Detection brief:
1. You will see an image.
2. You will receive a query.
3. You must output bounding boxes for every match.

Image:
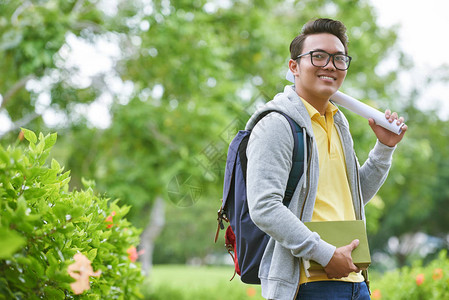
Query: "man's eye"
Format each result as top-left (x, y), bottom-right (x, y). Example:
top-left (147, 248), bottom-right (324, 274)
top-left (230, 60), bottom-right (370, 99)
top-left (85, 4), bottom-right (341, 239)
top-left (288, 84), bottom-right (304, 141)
top-left (312, 54), bottom-right (326, 59)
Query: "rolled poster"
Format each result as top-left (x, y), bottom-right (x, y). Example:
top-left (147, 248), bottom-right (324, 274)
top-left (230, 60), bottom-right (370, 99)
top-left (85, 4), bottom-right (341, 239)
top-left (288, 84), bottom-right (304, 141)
top-left (331, 91), bottom-right (404, 135)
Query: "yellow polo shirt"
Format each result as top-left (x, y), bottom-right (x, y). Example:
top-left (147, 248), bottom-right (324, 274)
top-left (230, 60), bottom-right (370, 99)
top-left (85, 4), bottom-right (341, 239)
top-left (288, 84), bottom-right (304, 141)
top-left (299, 99), bottom-right (364, 284)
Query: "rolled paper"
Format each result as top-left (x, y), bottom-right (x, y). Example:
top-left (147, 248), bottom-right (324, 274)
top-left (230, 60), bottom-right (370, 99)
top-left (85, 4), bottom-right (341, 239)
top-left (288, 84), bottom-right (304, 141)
top-left (285, 70), bottom-right (404, 135)
top-left (331, 91), bottom-right (404, 135)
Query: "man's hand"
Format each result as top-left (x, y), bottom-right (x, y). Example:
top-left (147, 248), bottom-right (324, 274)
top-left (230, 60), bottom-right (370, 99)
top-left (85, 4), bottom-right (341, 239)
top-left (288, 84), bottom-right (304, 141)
top-left (324, 239), bottom-right (360, 279)
top-left (369, 109), bottom-right (408, 147)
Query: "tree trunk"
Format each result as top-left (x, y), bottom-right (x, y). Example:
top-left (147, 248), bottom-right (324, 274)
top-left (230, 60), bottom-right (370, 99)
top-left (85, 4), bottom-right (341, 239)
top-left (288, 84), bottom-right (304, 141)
top-left (139, 196), bottom-right (165, 276)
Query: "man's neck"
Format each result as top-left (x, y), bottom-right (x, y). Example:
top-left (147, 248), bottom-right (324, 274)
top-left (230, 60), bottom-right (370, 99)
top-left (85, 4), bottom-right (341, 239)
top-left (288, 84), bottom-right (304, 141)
top-left (296, 90), bottom-right (330, 115)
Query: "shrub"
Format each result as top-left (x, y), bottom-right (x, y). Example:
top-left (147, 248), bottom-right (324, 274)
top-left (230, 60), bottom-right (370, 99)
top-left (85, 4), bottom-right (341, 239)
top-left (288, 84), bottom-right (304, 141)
top-left (371, 250), bottom-right (449, 300)
top-left (0, 129), bottom-right (144, 299)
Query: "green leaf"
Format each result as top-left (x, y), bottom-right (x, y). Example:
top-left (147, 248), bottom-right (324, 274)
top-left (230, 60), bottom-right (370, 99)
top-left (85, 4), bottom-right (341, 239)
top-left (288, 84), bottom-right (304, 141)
top-left (43, 286), bottom-right (65, 298)
top-left (51, 159), bottom-right (61, 172)
top-left (36, 140), bottom-right (45, 155)
top-left (20, 128), bottom-right (37, 144)
top-left (87, 248), bottom-right (98, 261)
top-left (44, 133), bottom-right (57, 150)
top-left (100, 230), bottom-right (112, 240)
top-left (0, 228), bottom-right (26, 259)
top-left (28, 256), bottom-right (45, 277)
top-left (0, 146), bottom-right (8, 164)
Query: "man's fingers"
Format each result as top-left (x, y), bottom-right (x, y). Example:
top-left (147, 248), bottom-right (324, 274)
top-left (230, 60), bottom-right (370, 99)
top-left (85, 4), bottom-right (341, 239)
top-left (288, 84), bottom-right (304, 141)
top-left (388, 112), bottom-right (398, 123)
top-left (352, 264), bottom-right (361, 273)
top-left (349, 239), bottom-right (359, 251)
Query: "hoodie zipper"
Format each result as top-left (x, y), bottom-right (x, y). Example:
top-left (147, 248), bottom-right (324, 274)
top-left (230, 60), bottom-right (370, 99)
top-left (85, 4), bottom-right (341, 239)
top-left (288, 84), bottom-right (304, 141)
top-left (293, 133), bottom-right (312, 300)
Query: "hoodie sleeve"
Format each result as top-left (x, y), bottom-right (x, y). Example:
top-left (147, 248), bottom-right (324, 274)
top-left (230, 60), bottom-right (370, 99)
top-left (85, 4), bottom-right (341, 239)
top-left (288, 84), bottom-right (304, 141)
top-left (359, 140), bottom-right (396, 204)
top-left (246, 112), bottom-right (335, 267)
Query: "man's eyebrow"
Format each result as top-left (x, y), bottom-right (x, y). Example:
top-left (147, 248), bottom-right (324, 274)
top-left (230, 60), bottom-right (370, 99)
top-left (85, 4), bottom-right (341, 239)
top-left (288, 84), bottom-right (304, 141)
top-left (312, 48), bottom-right (346, 54)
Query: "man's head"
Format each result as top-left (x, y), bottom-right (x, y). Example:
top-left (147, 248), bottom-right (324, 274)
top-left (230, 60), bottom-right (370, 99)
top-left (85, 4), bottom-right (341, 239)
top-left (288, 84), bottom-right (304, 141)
top-left (288, 18), bottom-right (350, 108)
top-left (290, 18), bottom-right (349, 58)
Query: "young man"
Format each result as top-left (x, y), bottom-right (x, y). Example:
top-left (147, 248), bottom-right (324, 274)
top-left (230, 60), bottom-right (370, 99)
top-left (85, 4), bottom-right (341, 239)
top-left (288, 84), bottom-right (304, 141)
top-left (245, 18), bottom-right (407, 300)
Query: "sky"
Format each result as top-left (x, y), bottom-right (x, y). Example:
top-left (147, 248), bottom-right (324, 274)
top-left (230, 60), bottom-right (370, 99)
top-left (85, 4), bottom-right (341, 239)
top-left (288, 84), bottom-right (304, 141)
top-left (371, 0), bottom-right (449, 119)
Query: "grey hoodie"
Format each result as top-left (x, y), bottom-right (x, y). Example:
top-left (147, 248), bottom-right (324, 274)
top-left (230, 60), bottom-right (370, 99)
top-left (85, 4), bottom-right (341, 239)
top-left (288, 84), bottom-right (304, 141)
top-left (246, 85), bottom-right (395, 300)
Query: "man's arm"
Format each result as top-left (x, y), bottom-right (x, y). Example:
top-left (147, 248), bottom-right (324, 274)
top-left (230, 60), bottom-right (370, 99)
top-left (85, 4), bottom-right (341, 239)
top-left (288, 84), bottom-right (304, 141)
top-left (358, 110), bottom-right (408, 204)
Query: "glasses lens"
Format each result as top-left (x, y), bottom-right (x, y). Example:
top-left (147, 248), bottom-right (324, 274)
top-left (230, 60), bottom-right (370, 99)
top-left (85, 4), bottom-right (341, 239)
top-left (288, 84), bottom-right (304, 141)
top-left (334, 55), bottom-right (350, 70)
top-left (310, 51), bottom-right (330, 67)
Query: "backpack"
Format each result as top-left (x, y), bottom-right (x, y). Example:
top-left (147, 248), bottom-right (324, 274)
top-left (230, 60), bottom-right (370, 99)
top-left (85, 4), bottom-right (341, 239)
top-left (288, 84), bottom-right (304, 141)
top-left (215, 111), bottom-right (306, 284)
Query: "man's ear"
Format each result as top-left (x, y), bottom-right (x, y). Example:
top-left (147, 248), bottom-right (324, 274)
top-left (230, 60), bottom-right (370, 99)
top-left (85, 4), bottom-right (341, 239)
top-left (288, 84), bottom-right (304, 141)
top-left (288, 59), bottom-right (299, 76)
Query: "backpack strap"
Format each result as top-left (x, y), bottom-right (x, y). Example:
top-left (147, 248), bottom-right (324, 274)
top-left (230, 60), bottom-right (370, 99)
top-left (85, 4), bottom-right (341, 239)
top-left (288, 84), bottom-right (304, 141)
top-left (247, 111), bottom-right (305, 206)
top-left (276, 112), bottom-right (305, 207)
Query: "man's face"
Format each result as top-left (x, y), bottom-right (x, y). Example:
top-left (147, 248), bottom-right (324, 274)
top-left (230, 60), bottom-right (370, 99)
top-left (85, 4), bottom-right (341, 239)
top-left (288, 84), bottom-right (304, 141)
top-left (292, 33), bottom-right (347, 102)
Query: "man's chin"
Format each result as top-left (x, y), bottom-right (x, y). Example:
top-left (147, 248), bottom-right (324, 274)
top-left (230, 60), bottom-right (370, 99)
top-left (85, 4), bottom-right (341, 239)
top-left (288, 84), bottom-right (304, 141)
top-left (317, 87), bottom-right (339, 99)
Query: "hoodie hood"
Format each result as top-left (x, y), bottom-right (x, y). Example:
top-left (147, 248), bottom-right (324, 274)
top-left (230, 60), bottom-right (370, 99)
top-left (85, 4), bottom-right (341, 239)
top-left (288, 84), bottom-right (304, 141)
top-left (245, 85), bottom-right (314, 137)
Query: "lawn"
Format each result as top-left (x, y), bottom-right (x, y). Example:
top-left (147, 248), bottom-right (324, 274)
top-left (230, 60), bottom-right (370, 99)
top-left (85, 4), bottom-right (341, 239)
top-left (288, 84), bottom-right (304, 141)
top-left (144, 265), bottom-right (265, 299)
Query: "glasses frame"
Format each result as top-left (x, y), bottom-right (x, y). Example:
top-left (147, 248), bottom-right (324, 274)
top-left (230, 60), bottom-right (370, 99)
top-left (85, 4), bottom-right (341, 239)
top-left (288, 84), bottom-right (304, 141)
top-left (295, 50), bottom-right (352, 71)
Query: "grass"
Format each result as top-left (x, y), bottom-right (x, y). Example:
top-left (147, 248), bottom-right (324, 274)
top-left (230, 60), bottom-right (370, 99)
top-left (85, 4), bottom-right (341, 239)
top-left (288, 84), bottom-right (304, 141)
top-left (143, 265), bottom-right (265, 299)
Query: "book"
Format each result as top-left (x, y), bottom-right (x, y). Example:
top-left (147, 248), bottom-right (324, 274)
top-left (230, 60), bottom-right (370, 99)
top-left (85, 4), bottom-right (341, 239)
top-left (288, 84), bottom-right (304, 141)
top-left (302, 220), bottom-right (371, 277)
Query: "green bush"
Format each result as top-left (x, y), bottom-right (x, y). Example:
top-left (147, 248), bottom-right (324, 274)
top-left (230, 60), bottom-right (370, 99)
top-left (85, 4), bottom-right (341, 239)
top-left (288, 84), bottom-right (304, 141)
top-left (0, 129), bottom-right (144, 299)
top-left (371, 250), bottom-right (449, 300)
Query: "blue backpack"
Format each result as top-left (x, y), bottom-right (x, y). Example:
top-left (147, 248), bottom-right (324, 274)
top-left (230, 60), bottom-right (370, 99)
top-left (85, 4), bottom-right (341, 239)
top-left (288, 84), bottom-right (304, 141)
top-left (215, 111), bottom-right (306, 284)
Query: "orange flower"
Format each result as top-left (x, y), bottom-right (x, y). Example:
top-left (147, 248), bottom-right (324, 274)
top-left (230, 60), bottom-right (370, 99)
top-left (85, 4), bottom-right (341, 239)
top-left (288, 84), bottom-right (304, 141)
top-left (127, 246), bottom-right (145, 262)
top-left (372, 289), bottom-right (382, 299)
top-left (416, 273), bottom-right (425, 286)
top-left (67, 253), bottom-right (101, 295)
top-left (105, 211), bottom-right (116, 228)
top-left (246, 287), bottom-right (257, 297)
top-left (433, 268), bottom-right (443, 280)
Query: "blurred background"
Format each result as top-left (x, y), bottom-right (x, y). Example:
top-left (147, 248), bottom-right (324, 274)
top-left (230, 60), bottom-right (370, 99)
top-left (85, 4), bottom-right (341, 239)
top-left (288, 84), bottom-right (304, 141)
top-left (1, 0), bottom-right (448, 298)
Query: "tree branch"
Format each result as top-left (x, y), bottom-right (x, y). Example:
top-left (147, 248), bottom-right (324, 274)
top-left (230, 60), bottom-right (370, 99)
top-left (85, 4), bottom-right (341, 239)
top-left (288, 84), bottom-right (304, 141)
top-left (148, 122), bottom-right (176, 150)
top-left (0, 112), bottom-right (40, 138)
top-left (11, 1), bottom-right (32, 25)
top-left (72, 0), bottom-right (86, 14)
top-left (1, 75), bottom-right (35, 111)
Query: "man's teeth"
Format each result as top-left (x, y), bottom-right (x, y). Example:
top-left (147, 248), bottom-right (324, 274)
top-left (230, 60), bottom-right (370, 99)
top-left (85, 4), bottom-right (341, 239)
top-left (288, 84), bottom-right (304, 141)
top-left (319, 76), bottom-right (334, 80)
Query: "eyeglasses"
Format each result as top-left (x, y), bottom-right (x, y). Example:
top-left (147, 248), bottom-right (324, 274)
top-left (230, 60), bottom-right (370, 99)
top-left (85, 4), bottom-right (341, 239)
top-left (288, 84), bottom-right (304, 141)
top-left (296, 50), bottom-right (352, 71)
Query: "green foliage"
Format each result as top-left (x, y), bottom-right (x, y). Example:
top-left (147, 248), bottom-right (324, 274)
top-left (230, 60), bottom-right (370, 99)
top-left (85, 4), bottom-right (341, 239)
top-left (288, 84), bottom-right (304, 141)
top-left (0, 129), bottom-right (143, 299)
top-left (371, 250), bottom-right (449, 300)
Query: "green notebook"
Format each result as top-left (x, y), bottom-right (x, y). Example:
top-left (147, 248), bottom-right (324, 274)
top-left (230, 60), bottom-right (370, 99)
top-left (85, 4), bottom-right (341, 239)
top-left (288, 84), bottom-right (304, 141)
top-left (302, 220), bottom-right (371, 277)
